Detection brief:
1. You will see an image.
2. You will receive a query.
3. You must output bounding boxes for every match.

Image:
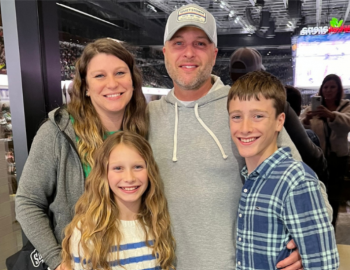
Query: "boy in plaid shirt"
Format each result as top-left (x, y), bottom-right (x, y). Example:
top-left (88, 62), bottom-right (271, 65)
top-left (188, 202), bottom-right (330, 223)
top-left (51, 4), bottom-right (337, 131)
top-left (227, 71), bottom-right (339, 270)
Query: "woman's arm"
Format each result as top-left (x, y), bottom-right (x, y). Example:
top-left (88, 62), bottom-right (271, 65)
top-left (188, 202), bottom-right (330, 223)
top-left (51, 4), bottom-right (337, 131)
top-left (284, 103), bottom-right (327, 179)
top-left (283, 102), bottom-right (332, 219)
top-left (15, 121), bottom-right (62, 270)
top-left (328, 101), bottom-right (350, 133)
top-left (300, 105), bottom-right (312, 127)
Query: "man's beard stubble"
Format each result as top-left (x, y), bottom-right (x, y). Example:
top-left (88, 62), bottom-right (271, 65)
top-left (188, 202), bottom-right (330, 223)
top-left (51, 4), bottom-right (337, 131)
top-left (165, 59), bottom-right (213, 91)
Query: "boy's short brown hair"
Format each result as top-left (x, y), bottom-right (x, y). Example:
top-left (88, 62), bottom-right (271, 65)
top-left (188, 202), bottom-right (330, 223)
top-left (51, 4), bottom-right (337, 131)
top-left (227, 70), bottom-right (286, 117)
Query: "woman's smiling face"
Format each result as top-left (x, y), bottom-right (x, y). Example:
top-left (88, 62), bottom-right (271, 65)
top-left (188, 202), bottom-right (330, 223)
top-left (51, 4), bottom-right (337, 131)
top-left (321, 80), bottom-right (338, 102)
top-left (86, 53), bottom-right (134, 120)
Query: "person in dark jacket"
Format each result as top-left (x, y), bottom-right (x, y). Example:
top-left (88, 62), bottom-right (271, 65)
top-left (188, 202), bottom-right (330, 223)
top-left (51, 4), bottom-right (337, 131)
top-left (285, 85), bottom-right (321, 147)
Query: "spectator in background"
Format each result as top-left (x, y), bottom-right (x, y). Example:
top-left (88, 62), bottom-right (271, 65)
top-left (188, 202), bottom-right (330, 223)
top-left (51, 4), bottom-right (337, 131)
top-left (284, 85), bottom-right (302, 116)
top-left (62, 81), bottom-right (74, 104)
top-left (60, 42), bottom-right (84, 80)
top-left (67, 81), bottom-right (73, 102)
top-left (5, 150), bottom-right (17, 194)
top-left (301, 74), bottom-right (350, 228)
top-left (229, 47), bottom-right (328, 185)
top-left (285, 85), bottom-right (321, 147)
top-left (229, 47), bottom-right (264, 82)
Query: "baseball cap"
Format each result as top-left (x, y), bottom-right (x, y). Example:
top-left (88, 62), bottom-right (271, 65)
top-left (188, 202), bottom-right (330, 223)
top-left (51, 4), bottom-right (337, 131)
top-left (230, 47), bottom-right (265, 73)
top-left (164, 4), bottom-right (217, 47)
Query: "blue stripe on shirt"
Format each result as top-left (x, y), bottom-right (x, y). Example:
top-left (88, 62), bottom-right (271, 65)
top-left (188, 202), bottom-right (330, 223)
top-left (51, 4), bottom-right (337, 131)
top-left (73, 253), bottom-right (157, 266)
top-left (73, 240), bottom-right (155, 263)
top-left (112, 240), bottom-right (154, 252)
top-left (110, 254), bottom-right (156, 266)
top-left (73, 241), bottom-right (157, 267)
top-left (73, 265), bottom-right (160, 270)
top-left (73, 257), bottom-right (83, 263)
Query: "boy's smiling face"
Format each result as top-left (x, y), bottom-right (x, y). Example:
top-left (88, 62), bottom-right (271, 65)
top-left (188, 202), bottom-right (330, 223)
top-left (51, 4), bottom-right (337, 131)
top-left (229, 95), bottom-right (285, 173)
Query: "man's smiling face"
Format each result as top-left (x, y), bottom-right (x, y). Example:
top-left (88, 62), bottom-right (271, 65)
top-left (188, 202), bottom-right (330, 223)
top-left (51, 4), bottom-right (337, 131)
top-left (163, 26), bottom-right (218, 92)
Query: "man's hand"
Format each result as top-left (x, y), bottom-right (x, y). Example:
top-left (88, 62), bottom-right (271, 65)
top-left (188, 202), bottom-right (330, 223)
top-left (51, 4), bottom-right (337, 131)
top-left (276, 240), bottom-right (303, 270)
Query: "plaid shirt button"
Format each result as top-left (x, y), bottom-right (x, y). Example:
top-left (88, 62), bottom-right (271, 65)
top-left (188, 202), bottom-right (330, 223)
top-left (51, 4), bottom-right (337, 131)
top-left (243, 189), bottom-right (248, 193)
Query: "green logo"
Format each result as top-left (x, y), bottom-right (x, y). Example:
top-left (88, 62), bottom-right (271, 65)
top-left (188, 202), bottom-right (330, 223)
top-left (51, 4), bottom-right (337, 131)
top-left (330, 18), bottom-right (343, 27)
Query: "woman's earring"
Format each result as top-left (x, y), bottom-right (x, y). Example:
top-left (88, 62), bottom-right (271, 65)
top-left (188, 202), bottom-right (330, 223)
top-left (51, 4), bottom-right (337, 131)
top-left (86, 91), bottom-right (89, 96)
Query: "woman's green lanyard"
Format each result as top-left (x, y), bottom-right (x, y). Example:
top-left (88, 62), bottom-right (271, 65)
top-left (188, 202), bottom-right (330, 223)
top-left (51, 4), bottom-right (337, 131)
top-left (70, 115), bottom-right (119, 178)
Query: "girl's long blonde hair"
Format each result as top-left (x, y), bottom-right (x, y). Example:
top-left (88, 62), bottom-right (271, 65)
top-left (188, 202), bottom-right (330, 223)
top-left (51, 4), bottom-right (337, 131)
top-left (61, 132), bottom-right (175, 270)
top-left (67, 38), bottom-right (148, 169)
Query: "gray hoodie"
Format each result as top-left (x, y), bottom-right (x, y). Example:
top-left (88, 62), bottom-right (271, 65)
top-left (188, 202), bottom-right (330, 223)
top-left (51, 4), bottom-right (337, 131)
top-left (15, 107), bottom-right (84, 270)
top-left (147, 76), bottom-right (301, 270)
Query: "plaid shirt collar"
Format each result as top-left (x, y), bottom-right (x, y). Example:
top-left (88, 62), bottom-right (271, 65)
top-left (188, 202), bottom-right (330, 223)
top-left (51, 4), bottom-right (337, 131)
top-left (241, 147), bottom-right (292, 181)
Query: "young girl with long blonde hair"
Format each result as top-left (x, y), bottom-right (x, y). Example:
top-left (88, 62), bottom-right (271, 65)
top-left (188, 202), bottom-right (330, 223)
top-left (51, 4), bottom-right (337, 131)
top-left (61, 131), bottom-right (175, 270)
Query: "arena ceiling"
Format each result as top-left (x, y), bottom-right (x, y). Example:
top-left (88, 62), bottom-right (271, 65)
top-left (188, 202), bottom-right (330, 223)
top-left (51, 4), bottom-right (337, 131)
top-left (57, 0), bottom-right (350, 44)
top-left (56, 0), bottom-right (350, 87)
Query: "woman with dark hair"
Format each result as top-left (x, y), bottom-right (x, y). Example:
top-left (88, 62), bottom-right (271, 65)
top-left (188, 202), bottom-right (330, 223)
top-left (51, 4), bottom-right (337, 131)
top-left (301, 74), bottom-right (350, 228)
top-left (15, 38), bottom-right (148, 270)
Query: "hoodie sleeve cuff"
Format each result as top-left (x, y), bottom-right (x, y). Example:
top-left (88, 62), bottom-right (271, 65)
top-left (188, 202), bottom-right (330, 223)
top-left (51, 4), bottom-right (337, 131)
top-left (45, 251), bottom-right (62, 270)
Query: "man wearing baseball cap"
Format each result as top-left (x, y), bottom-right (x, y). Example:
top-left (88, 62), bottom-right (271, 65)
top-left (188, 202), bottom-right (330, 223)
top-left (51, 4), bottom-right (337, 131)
top-left (147, 4), bottom-right (312, 269)
top-left (229, 47), bottom-right (265, 82)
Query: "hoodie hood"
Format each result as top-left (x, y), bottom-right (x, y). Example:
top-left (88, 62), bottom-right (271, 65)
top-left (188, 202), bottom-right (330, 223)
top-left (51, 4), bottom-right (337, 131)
top-left (155, 75), bottom-right (231, 162)
top-left (48, 106), bottom-right (77, 148)
top-left (164, 75), bottom-right (230, 108)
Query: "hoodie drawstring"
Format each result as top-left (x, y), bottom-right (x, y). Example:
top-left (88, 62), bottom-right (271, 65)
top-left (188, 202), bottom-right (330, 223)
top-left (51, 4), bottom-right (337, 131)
top-left (172, 102), bottom-right (178, 162)
top-left (172, 102), bottom-right (228, 161)
top-left (194, 103), bottom-right (228, 160)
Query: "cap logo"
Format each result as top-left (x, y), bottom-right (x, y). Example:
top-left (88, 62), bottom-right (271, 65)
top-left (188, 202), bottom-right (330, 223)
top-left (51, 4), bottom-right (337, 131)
top-left (177, 7), bottom-right (206, 23)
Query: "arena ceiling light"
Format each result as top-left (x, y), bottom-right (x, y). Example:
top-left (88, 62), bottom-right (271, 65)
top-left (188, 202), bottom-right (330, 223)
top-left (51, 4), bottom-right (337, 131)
top-left (56, 3), bottom-right (122, 28)
top-left (248, 0), bottom-right (256, 6)
top-left (147, 4), bottom-right (157, 13)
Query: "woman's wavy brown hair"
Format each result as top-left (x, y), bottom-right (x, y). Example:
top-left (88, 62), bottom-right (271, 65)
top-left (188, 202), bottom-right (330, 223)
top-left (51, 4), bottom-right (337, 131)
top-left (61, 131), bottom-right (175, 270)
top-left (67, 38), bottom-right (148, 169)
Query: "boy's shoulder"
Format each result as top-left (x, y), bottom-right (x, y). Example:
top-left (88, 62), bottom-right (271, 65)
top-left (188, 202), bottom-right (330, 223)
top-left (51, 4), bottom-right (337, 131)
top-left (275, 155), bottom-right (319, 186)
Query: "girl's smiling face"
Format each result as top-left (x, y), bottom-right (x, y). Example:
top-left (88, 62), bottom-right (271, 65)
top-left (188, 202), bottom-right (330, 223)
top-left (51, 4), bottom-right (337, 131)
top-left (107, 143), bottom-right (148, 218)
